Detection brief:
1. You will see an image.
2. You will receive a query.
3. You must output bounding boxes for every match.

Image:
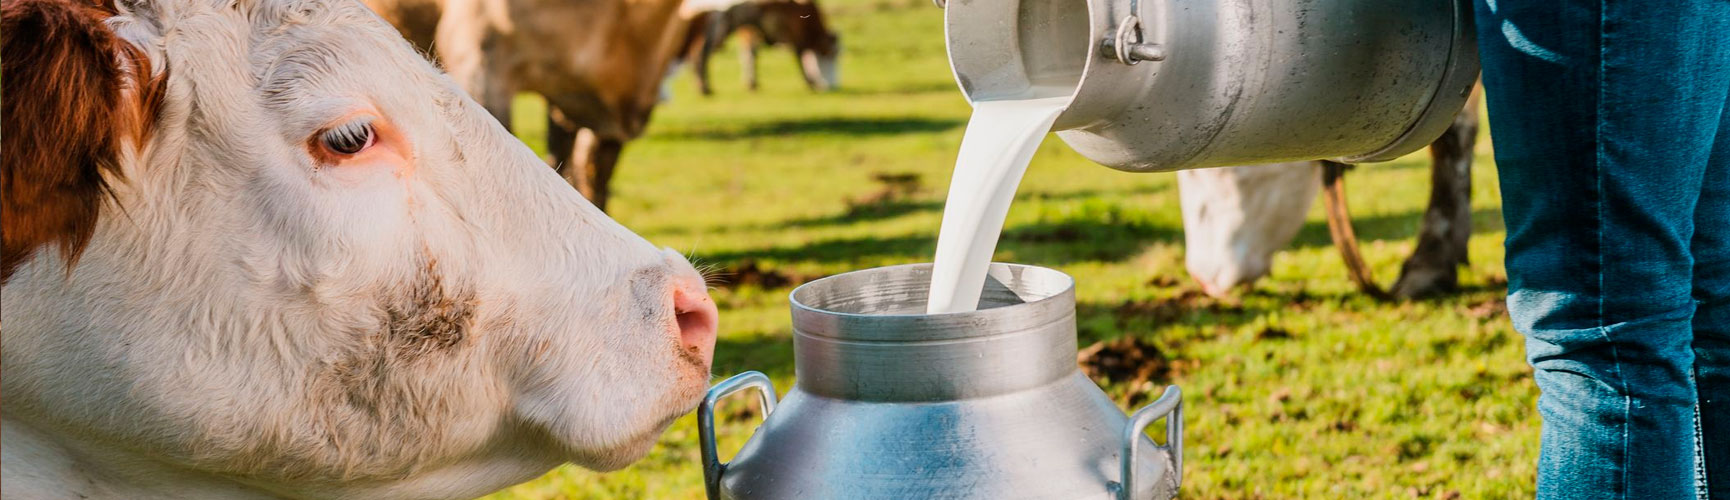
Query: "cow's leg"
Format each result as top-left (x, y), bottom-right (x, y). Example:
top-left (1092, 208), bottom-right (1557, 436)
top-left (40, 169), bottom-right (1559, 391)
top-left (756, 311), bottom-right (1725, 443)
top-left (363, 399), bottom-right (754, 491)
top-left (1320, 161), bottom-right (1392, 300)
top-left (546, 106), bottom-right (620, 212)
top-left (546, 106), bottom-right (579, 172)
top-left (797, 49), bottom-right (820, 91)
top-left (695, 14), bottom-right (722, 96)
top-left (587, 137), bottom-right (623, 212)
top-left (740, 32), bottom-right (759, 92)
top-left (1389, 95), bottom-right (1480, 299)
top-left (557, 128), bottom-right (622, 212)
top-left (692, 44), bottom-right (713, 96)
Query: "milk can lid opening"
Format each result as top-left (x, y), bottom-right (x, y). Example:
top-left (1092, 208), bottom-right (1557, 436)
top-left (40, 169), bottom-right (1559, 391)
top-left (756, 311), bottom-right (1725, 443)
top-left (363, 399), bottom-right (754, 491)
top-left (791, 262), bottom-right (1070, 315)
top-left (945, 0), bottom-right (1091, 103)
top-left (789, 263), bottom-right (1076, 342)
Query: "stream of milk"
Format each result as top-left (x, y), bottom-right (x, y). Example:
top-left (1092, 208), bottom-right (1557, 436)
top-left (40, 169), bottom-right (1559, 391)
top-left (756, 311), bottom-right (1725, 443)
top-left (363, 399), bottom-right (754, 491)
top-left (926, 94), bottom-right (1069, 314)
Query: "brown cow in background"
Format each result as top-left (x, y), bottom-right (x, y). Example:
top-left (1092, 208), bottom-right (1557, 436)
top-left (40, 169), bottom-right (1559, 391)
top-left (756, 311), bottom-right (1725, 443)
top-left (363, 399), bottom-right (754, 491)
top-left (366, 0), bottom-right (689, 211)
top-left (671, 0), bottom-right (841, 95)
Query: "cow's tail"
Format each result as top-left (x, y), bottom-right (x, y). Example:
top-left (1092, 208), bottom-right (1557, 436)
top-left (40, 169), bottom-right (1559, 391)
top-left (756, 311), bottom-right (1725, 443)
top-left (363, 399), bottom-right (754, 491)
top-left (1320, 161), bottom-right (1393, 300)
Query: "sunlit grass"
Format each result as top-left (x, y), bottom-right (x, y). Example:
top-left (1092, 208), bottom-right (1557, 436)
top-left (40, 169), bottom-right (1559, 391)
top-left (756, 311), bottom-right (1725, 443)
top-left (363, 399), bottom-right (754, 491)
top-left (485, 0), bottom-right (1535, 497)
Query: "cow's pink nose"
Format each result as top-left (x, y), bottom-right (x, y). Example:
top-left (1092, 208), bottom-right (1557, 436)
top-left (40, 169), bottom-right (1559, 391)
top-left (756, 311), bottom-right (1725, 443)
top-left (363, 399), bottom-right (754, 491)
top-left (672, 279), bottom-right (718, 366)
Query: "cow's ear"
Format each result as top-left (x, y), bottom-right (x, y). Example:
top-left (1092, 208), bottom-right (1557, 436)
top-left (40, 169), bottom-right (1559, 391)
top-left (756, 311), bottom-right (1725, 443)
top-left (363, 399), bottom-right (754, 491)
top-left (1, 0), bottom-right (158, 284)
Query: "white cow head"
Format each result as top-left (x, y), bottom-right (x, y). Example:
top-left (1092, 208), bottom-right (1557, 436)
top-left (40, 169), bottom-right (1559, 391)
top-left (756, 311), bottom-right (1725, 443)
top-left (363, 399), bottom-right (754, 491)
top-left (0, 0), bottom-right (717, 497)
top-left (1177, 163), bottom-right (1321, 297)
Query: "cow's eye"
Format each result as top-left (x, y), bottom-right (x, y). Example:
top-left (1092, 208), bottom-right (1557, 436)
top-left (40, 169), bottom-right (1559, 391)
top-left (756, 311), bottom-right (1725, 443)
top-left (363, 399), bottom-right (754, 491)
top-left (318, 117), bottom-right (376, 156)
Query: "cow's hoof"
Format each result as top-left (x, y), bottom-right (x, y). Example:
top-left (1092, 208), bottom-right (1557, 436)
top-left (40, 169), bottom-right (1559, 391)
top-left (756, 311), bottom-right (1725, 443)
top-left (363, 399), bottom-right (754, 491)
top-left (1390, 265), bottom-right (1458, 299)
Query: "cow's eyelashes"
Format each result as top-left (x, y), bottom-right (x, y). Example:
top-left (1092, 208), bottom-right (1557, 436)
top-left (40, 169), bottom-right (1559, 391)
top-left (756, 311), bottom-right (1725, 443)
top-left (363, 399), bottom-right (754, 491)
top-left (318, 117), bottom-right (376, 156)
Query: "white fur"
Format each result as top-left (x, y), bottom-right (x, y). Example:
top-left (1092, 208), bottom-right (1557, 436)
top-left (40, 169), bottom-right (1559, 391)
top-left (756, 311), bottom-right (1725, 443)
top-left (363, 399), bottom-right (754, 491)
top-left (1177, 163), bottom-right (1321, 297)
top-left (1, 0), bottom-right (711, 498)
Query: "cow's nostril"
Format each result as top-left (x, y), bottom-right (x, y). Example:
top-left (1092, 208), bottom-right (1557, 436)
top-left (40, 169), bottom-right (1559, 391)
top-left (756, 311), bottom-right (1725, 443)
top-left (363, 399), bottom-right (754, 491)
top-left (672, 283), bottom-right (718, 366)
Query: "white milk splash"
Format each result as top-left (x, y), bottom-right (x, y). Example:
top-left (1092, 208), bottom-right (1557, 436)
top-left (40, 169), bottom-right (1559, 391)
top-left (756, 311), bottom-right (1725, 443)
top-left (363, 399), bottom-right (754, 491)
top-left (926, 94), bottom-right (1069, 314)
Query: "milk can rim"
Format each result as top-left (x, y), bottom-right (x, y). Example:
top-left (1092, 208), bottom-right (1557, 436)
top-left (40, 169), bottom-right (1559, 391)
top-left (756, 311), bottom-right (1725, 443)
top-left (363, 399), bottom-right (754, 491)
top-left (787, 262), bottom-right (1077, 342)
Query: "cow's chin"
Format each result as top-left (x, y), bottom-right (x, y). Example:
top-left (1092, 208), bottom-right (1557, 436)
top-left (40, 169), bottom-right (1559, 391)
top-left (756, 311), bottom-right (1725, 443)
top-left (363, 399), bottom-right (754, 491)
top-left (546, 384), bottom-right (705, 472)
top-left (567, 410), bottom-right (685, 471)
top-left (522, 346), bottom-right (711, 473)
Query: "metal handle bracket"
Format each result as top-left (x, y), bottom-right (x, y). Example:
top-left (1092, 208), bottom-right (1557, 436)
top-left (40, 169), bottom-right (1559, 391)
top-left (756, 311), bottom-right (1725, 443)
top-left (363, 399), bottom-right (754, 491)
top-left (1115, 385), bottom-right (1183, 500)
top-left (699, 371), bottom-right (779, 500)
top-left (1105, 0), bottom-right (1165, 65)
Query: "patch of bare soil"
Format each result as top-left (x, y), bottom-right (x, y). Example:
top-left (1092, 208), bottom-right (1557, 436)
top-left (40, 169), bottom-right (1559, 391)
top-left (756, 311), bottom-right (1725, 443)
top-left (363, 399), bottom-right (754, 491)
top-left (1079, 336), bottom-right (1171, 406)
top-left (1111, 289), bottom-right (1245, 324)
top-left (709, 260), bottom-right (816, 290)
top-left (1007, 225), bottom-right (1083, 243)
top-left (1465, 298), bottom-right (1506, 319)
top-left (844, 172), bottom-right (923, 216)
top-left (1255, 327), bottom-right (1294, 340)
top-left (1287, 287), bottom-right (1318, 311)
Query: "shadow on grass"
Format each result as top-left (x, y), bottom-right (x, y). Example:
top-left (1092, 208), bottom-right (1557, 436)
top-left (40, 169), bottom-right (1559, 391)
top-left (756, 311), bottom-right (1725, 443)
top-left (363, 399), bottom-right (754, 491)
top-left (772, 184), bottom-right (1175, 230)
top-left (697, 216), bottom-right (1184, 267)
top-left (1289, 206), bottom-right (1504, 249)
top-left (1079, 291), bottom-right (1277, 345)
top-left (657, 116), bottom-right (963, 141)
top-left (829, 80), bottom-right (963, 96)
top-left (1073, 282), bottom-right (1420, 358)
top-left (699, 234), bottom-right (934, 267)
top-left (1000, 218), bottom-right (1183, 264)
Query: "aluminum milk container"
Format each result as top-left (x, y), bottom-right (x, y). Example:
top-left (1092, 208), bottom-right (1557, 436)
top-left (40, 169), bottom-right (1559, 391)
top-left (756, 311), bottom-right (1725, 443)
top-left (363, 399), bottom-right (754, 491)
top-left (700, 263), bottom-right (1183, 500)
top-left (944, 0), bottom-right (1480, 171)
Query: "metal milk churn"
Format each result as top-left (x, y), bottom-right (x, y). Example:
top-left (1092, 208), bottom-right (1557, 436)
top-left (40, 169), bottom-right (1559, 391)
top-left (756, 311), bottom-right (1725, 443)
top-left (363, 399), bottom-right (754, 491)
top-left (700, 263), bottom-right (1183, 499)
top-left (944, 0), bottom-right (1480, 171)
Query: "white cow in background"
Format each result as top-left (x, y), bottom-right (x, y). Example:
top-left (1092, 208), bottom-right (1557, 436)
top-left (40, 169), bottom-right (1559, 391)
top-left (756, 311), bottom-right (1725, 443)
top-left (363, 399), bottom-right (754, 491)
top-left (1178, 163), bottom-right (1322, 297)
top-left (1179, 95), bottom-right (1481, 299)
top-left (0, 0), bottom-right (717, 497)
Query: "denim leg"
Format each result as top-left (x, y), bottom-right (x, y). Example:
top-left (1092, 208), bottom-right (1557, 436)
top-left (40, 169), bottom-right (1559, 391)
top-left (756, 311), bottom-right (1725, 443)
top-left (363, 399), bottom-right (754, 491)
top-left (1475, 0), bottom-right (1730, 498)
top-left (1696, 88), bottom-right (1730, 499)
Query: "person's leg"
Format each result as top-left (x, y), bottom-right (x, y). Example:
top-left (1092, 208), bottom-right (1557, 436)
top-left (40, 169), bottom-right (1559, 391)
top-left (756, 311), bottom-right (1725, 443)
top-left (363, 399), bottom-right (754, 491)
top-left (1695, 87), bottom-right (1730, 499)
top-left (1475, 0), bottom-right (1730, 498)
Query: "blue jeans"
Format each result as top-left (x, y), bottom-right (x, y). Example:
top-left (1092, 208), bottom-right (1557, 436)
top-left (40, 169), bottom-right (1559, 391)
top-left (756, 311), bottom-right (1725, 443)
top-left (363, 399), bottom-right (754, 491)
top-left (1474, 0), bottom-right (1730, 498)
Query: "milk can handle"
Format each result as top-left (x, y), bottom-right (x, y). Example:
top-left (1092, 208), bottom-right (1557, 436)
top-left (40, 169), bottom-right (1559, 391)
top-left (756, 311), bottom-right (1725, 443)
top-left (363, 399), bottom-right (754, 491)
top-left (699, 371), bottom-right (778, 500)
top-left (1107, 0), bottom-right (1166, 64)
top-left (1116, 385), bottom-right (1183, 500)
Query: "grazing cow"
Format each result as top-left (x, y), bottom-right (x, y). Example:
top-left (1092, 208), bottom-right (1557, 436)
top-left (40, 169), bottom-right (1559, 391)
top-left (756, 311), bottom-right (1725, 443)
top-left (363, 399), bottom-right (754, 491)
top-left (365, 0), bottom-right (689, 211)
top-left (1180, 94), bottom-right (1481, 299)
top-left (671, 0), bottom-right (841, 96)
top-left (0, 0), bottom-right (718, 498)
top-left (1178, 163), bottom-right (1323, 297)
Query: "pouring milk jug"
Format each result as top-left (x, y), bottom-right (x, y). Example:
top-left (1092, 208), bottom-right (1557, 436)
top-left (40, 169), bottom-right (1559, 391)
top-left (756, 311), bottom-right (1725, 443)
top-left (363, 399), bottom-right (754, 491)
top-left (927, 0), bottom-right (1480, 315)
top-left (945, 0), bottom-right (1480, 171)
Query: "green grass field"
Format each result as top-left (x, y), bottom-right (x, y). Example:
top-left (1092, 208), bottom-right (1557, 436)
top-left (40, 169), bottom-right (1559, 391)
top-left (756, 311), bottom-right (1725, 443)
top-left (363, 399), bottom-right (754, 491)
top-left (484, 1), bottom-right (1536, 497)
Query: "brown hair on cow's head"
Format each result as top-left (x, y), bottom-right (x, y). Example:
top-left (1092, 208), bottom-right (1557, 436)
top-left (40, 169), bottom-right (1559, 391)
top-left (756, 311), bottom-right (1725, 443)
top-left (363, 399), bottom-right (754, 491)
top-left (1, 0), bottom-right (163, 284)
